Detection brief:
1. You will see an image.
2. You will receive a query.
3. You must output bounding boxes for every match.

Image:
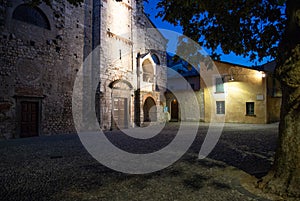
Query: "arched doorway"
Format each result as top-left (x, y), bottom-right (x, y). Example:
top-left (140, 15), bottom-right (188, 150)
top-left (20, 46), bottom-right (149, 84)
top-left (143, 97), bottom-right (157, 122)
top-left (170, 99), bottom-right (179, 121)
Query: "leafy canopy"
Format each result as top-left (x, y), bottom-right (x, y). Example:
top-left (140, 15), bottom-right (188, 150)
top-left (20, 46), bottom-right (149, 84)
top-left (156, 0), bottom-right (286, 61)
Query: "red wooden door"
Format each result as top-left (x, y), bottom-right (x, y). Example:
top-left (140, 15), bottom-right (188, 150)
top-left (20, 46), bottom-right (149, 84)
top-left (20, 102), bottom-right (39, 138)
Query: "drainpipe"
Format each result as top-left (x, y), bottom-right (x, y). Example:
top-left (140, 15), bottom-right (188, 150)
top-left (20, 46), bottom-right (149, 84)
top-left (135, 53), bottom-right (141, 127)
top-left (110, 87), bottom-right (113, 130)
top-left (263, 72), bottom-right (268, 123)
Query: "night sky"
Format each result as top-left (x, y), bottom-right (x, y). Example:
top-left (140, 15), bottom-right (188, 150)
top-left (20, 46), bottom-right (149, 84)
top-left (143, 0), bottom-right (272, 67)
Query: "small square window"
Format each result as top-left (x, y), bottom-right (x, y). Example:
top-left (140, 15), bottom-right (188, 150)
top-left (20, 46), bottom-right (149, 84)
top-left (216, 101), bottom-right (225, 114)
top-left (246, 102), bottom-right (255, 115)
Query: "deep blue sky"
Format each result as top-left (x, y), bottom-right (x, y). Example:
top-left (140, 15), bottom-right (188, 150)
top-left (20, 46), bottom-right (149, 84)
top-left (143, 0), bottom-right (272, 67)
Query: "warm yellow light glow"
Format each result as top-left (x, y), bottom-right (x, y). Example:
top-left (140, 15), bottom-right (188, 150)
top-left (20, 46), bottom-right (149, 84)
top-left (255, 71), bottom-right (266, 79)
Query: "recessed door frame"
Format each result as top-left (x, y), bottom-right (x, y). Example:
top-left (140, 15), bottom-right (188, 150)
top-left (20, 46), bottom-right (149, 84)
top-left (170, 99), bottom-right (179, 121)
top-left (15, 96), bottom-right (42, 138)
top-left (109, 80), bottom-right (133, 130)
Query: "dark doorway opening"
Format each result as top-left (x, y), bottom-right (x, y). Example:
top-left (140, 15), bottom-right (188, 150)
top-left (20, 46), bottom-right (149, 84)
top-left (170, 99), bottom-right (179, 121)
top-left (143, 97), bottom-right (157, 122)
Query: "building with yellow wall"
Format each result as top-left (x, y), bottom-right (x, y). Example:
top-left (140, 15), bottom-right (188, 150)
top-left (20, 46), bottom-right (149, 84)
top-left (201, 60), bottom-right (281, 124)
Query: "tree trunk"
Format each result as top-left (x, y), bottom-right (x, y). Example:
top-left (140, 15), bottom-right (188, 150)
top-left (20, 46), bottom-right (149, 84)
top-left (261, 0), bottom-right (300, 197)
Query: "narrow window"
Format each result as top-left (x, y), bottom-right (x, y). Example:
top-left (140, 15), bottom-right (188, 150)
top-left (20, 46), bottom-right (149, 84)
top-left (215, 77), bottom-right (224, 93)
top-left (246, 102), bottom-right (255, 115)
top-left (216, 101), bottom-right (225, 114)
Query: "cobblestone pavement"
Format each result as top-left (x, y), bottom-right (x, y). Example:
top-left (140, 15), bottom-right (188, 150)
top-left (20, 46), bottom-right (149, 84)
top-left (0, 122), bottom-right (279, 201)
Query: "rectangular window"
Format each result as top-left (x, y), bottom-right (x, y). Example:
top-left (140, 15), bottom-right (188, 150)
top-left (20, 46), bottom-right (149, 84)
top-left (216, 101), bottom-right (225, 114)
top-left (246, 102), bottom-right (255, 115)
top-left (215, 77), bottom-right (224, 93)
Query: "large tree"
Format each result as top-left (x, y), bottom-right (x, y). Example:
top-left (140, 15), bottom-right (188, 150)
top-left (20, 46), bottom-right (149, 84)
top-left (155, 0), bottom-right (300, 198)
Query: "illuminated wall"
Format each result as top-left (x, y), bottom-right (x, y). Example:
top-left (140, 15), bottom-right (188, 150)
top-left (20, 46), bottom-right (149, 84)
top-left (99, 0), bottom-right (168, 129)
top-left (201, 61), bottom-right (281, 124)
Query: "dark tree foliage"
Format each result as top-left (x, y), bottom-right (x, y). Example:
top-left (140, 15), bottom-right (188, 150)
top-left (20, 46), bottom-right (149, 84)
top-left (156, 0), bottom-right (286, 61)
top-left (156, 0), bottom-right (300, 199)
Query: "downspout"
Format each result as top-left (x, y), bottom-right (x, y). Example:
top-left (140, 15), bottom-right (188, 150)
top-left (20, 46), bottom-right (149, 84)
top-left (264, 73), bottom-right (268, 123)
top-left (131, 1), bottom-right (134, 72)
top-left (131, 1), bottom-right (134, 126)
top-left (135, 52), bottom-right (141, 127)
top-left (110, 87), bottom-right (113, 130)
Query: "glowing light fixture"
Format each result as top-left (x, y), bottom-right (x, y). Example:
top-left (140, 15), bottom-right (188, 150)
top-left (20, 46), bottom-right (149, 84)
top-left (224, 74), bottom-right (234, 82)
top-left (256, 71), bottom-right (266, 79)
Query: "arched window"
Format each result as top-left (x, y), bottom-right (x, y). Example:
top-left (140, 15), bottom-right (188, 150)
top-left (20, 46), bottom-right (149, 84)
top-left (12, 4), bottom-right (50, 30)
top-left (151, 54), bottom-right (160, 65)
top-left (142, 59), bottom-right (154, 83)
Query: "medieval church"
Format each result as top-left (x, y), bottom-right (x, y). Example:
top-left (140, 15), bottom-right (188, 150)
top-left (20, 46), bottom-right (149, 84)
top-left (0, 0), bottom-right (167, 139)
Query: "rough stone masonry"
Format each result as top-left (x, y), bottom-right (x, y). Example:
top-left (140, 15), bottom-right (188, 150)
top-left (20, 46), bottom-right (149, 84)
top-left (0, 0), bottom-right (167, 139)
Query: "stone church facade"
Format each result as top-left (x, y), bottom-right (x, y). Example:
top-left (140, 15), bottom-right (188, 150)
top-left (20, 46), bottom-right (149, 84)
top-left (0, 0), bottom-right (167, 139)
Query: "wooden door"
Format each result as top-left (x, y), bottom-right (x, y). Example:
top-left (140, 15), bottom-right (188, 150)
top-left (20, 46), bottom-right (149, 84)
top-left (20, 101), bottom-right (39, 138)
top-left (113, 98), bottom-right (128, 129)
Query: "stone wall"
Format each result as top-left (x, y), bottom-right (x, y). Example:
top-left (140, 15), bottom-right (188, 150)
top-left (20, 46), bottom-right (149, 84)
top-left (0, 0), bottom-right (89, 138)
top-left (98, 0), bottom-right (167, 129)
top-left (165, 90), bottom-right (204, 122)
top-left (0, 0), bottom-right (167, 138)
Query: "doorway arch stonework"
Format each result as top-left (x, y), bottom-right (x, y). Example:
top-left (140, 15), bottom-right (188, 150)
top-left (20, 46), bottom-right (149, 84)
top-left (143, 97), bottom-right (157, 123)
top-left (109, 79), bottom-right (133, 130)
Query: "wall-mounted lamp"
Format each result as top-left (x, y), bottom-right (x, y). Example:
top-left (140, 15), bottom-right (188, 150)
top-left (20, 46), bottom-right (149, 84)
top-left (223, 74), bottom-right (234, 82)
top-left (223, 67), bottom-right (236, 82)
top-left (257, 71), bottom-right (266, 78)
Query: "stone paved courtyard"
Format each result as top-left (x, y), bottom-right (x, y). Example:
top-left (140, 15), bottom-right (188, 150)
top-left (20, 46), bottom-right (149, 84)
top-left (0, 122), bottom-right (280, 201)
